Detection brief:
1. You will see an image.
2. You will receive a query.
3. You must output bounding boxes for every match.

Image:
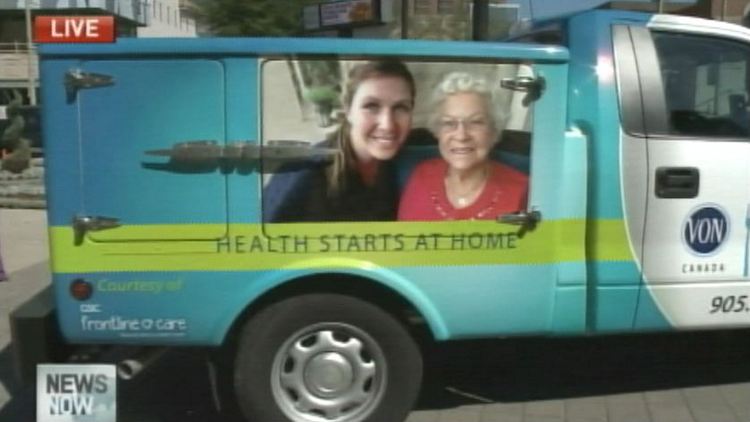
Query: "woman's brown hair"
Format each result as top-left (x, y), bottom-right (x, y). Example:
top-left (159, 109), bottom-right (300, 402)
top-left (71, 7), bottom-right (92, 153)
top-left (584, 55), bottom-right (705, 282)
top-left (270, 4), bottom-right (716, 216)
top-left (327, 59), bottom-right (416, 195)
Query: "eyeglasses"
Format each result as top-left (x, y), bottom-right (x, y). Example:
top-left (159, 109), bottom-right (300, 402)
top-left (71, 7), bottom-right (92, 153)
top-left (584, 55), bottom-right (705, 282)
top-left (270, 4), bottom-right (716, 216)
top-left (438, 116), bottom-right (489, 133)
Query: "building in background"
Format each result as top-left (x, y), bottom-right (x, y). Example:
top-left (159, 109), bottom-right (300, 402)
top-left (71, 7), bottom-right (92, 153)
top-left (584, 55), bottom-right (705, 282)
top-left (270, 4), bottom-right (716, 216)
top-left (0, 0), bottom-right (196, 109)
top-left (4, 0), bottom-right (750, 108)
top-left (138, 0), bottom-right (196, 37)
top-left (302, 0), bottom-right (750, 40)
top-left (710, 0), bottom-right (750, 24)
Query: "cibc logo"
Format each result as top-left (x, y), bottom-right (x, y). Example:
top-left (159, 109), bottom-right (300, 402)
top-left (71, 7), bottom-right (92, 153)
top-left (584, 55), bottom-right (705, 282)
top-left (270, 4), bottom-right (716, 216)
top-left (683, 205), bottom-right (730, 256)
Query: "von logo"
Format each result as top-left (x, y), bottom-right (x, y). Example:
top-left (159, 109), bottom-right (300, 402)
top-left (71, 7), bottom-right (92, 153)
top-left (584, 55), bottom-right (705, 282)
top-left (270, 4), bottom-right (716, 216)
top-left (683, 205), bottom-right (729, 256)
top-left (37, 364), bottom-right (116, 422)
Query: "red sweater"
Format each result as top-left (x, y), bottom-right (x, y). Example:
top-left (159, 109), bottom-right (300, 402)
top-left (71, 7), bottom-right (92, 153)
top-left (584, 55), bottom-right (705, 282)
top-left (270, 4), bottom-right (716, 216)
top-left (398, 159), bottom-right (528, 221)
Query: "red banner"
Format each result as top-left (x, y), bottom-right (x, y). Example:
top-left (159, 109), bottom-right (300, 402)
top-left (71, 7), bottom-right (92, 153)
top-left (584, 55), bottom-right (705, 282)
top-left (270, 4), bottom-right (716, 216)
top-left (34, 16), bottom-right (115, 43)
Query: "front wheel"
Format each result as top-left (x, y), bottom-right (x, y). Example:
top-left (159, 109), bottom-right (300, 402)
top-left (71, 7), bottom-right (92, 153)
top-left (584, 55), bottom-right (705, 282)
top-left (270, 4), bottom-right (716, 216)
top-left (234, 293), bottom-right (423, 422)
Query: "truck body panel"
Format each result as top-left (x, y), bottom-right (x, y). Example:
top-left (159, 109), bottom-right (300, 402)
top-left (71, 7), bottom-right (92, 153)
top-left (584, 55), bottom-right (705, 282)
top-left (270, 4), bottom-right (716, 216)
top-left (32, 9), bottom-right (750, 347)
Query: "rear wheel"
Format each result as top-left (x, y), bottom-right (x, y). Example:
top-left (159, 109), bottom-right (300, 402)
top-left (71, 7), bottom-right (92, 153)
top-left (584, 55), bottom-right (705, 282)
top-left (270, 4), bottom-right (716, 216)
top-left (234, 293), bottom-right (422, 422)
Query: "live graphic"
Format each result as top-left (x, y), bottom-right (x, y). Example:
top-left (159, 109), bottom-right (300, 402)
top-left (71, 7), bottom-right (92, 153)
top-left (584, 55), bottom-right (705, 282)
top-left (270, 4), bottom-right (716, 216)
top-left (37, 364), bottom-right (116, 422)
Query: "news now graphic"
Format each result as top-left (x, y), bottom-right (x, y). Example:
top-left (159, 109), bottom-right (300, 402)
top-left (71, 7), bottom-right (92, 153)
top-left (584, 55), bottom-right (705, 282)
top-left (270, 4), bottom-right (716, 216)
top-left (37, 364), bottom-right (116, 422)
top-left (34, 16), bottom-right (115, 43)
top-left (683, 205), bottom-right (729, 256)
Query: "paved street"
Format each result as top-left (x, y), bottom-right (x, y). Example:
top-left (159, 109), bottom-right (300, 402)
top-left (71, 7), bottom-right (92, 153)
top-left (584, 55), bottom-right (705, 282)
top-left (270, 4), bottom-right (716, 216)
top-left (2, 209), bottom-right (750, 421)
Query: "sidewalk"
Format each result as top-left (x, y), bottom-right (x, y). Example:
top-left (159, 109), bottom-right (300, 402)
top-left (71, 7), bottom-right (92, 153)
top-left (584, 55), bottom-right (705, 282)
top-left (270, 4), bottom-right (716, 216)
top-left (0, 209), bottom-right (50, 410)
top-left (0, 158), bottom-right (46, 209)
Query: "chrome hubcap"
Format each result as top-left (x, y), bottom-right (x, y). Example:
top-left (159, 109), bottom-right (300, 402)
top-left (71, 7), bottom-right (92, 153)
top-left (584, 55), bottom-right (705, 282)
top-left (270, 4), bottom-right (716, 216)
top-left (271, 323), bottom-right (386, 422)
top-left (305, 352), bottom-right (354, 398)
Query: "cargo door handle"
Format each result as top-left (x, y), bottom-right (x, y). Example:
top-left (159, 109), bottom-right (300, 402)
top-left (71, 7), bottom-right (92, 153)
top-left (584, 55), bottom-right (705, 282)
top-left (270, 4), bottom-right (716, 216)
top-left (500, 76), bottom-right (545, 103)
top-left (64, 69), bottom-right (115, 102)
top-left (655, 167), bottom-right (699, 198)
top-left (73, 215), bottom-right (120, 245)
top-left (498, 210), bottom-right (541, 237)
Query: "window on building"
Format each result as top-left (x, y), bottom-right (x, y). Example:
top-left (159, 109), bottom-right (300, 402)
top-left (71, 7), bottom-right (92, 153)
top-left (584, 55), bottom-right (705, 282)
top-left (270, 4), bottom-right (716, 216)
top-left (487, 2), bottom-right (519, 40)
top-left (437, 0), bottom-right (457, 14)
top-left (413, 0), bottom-right (460, 15)
top-left (413, 0), bottom-right (437, 15)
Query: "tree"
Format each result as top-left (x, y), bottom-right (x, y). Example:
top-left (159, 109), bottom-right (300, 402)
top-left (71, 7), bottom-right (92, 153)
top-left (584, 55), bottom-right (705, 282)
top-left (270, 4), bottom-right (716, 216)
top-left (1, 91), bottom-right (31, 174)
top-left (190, 0), bottom-right (307, 36)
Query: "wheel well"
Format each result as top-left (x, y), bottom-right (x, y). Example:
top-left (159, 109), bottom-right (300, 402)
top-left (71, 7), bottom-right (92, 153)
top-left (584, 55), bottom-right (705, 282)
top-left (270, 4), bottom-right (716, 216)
top-left (223, 273), bottom-right (434, 351)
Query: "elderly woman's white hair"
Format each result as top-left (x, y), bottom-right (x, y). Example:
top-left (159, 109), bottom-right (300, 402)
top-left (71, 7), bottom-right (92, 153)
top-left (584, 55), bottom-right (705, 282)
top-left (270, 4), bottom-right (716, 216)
top-left (428, 72), bottom-right (505, 136)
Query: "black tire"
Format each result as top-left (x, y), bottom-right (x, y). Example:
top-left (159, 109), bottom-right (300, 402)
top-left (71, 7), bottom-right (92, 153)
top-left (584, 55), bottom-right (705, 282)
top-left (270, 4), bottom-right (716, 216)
top-left (234, 293), bottom-right (422, 422)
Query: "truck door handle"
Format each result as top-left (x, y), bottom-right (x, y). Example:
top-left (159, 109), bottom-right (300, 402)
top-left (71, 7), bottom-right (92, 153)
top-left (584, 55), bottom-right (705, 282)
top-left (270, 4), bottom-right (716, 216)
top-left (73, 215), bottom-right (121, 245)
top-left (498, 210), bottom-right (541, 237)
top-left (655, 167), bottom-right (699, 198)
top-left (498, 210), bottom-right (541, 226)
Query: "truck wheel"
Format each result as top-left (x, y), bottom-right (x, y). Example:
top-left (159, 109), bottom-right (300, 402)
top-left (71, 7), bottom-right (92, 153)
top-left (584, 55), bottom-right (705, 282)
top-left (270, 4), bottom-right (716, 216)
top-left (234, 293), bottom-right (422, 422)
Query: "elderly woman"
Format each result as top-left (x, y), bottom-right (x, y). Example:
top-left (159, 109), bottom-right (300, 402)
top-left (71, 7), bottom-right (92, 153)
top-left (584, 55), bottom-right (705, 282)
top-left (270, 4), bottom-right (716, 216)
top-left (398, 72), bottom-right (527, 221)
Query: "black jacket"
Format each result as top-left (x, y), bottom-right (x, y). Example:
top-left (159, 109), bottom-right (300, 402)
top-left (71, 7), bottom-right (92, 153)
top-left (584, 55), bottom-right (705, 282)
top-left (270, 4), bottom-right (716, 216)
top-left (264, 160), bottom-right (398, 223)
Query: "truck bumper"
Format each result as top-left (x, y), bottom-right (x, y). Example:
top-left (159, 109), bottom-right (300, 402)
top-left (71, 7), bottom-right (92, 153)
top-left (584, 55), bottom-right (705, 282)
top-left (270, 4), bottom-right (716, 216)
top-left (9, 285), bottom-right (70, 385)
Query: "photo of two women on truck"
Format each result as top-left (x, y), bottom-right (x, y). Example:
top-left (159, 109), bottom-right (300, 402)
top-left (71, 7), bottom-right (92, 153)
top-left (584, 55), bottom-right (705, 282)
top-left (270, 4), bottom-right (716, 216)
top-left (262, 59), bottom-right (531, 224)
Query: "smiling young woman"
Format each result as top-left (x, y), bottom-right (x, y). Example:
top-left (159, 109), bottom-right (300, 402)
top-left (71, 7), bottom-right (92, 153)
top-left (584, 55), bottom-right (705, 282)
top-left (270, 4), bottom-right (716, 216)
top-left (265, 60), bottom-right (416, 223)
